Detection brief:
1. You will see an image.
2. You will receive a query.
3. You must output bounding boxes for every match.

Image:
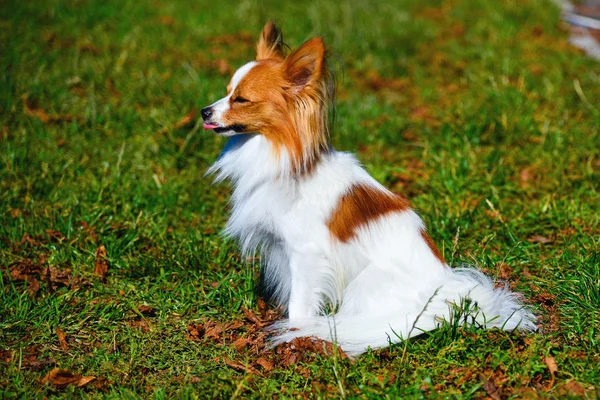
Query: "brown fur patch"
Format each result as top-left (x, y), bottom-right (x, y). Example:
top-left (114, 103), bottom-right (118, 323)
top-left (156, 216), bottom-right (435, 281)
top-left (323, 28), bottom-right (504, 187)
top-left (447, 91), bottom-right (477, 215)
top-left (256, 20), bottom-right (285, 61)
top-left (420, 229), bottom-right (445, 263)
top-left (327, 184), bottom-right (410, 242)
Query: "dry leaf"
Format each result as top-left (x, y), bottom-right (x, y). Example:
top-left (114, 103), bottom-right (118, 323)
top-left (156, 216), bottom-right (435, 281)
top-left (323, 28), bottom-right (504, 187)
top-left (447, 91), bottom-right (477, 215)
top-left (158, 16), bottom-right (175, 26)
top-left (545, 356), bottom-right (558, 391)
top-left (174, 109), bottom-right (197, 129)
top-left (233, 337), bottom-right (250, 352)
top-left (528, 235), bottom-right (553, 244)
top-left (137, 305), bottom-right (156, 316)
top-left (224, 359), bottom-right (261, 376)
top-left (545, 356), bottom-right (558, 374)
top-left (56, 326), bottom-right (68, 351)
top-left (242, 307), bottom-right (261, 324)
top-left (23, 95), bottom-right (74, 124)
top-left (40, 368), bottom-right (96, 390)
top-left (24, 98), bottom-right (50, 123)
top-left (94, 245), bottom-right (109, 281)
top-left (255, 357), bottom-right (274, 372)
top-left (204, 323), bottom-right (223, 340)
top-left (559, 381), bottom-right (586, 396)
top-left (45, 229), bottom-right (66, 242)
top-left (78, 42), bottom-right (100, 55)
top-left (482, 379), bottom-right (501, 400)
top-left (128, 319), bottom-right (151, 333)
top-left (226, 321), bottom-right (244, 331)
top-left (41, 266), bottom-right (73, 287)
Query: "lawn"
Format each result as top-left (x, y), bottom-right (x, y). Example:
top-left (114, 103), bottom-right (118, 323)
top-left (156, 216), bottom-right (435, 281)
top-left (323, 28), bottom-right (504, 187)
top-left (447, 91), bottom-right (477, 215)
top-left (1, 0), bottom-right (599, 398)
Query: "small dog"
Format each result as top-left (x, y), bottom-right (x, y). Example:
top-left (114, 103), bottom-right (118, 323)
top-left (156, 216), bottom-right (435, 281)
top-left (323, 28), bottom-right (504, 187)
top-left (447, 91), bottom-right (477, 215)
top-left (202, 21), bottom-right (536, 356)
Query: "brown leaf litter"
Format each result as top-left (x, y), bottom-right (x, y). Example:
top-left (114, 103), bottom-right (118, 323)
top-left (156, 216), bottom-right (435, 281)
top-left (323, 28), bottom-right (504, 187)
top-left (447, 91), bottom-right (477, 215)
top-left (4, 258), bottom-right (89, 295)
top-left (188, 298), bottom-right (350, 376)
top-left (13, 346), bottom-right (56, 371)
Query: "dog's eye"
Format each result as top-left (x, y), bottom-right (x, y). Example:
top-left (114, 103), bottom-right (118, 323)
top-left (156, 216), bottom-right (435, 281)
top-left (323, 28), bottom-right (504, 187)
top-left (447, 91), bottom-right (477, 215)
top-left (233, 97), bottom-right (249, 104)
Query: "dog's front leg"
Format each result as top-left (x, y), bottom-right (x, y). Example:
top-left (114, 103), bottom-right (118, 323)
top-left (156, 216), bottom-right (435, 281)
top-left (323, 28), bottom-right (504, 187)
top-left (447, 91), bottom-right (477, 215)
top-left (287, 251), bottom-right (323, 321)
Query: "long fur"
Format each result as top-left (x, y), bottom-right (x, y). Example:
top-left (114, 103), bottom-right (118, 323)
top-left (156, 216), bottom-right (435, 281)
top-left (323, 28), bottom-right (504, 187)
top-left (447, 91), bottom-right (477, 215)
top-left (203, 21), bottom-right (536, 356)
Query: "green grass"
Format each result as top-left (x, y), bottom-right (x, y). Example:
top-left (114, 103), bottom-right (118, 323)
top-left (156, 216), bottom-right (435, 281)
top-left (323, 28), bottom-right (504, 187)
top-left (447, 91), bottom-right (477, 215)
top-left (1, 0), bottom-right (599, 397)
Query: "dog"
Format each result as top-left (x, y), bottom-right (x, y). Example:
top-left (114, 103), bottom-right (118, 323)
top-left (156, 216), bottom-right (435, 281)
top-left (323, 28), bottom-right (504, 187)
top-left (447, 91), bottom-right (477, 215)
top-left (201, 21), bottom-right (536, 356)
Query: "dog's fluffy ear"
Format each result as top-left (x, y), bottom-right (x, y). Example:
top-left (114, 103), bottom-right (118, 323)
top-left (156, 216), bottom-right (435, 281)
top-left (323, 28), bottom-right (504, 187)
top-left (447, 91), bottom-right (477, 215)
top-left (256, 20), bottom-right (285, 61)
top-left (283, 37), bottom-right (325, 93)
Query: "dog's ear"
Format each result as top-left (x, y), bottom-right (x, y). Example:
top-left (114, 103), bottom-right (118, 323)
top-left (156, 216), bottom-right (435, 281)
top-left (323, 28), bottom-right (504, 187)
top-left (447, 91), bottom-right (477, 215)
top-left (256, 20), bottom-right (285, 61)
top-left (283, 37), bottom-right (325, 93)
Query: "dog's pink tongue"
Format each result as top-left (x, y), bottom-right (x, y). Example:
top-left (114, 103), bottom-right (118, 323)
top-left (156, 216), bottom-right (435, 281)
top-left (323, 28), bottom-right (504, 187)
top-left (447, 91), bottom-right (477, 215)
top-left (203, 123), bottom-right (219, 130)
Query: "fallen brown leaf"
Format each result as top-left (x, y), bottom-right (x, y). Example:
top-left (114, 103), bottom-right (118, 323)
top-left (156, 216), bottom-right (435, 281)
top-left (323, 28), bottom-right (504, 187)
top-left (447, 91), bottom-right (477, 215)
top-left (24, 100), bottom-right (50, 123)
top-left (482, 378), bottom-right (501, 400)
top-left (226, 321), bottom-right (244, 331)
top-left (233, 337), bottom-right (250, 352)
top-left (0, 349), bottom-right (12, 363)
top-left (255, 357), bottom-right (274, 372)
top-left (545, 356), bottom-right (558, 391)
top-left (41, 265), bottom-right (74, 288)
top-left (224, 359), bottom-right (261, 376)
top-left (187, 323), bottom-right (205, 341)
top-left (23, 95), bottom-right (74, 124)
top-left (242, 307), bottom-right (261, 324)
top-left (78, 42), bottom-right (100, 55)
top-left (204, 323), bottom-right (223, 340)
top-left (45, 229), bottom-right (66, 242)
top-left (137, 305), bottom-right (156, 317)
top-left (528, 235), bottom-right (553, 244)
top-left (20, 346), bottom-right (56, 371)
top-left (174, 109), bottom-right (197, 129)
top-left (257, 297), bottom-right (267, 317)
top-left (128, 319), bottom-right (151, 333)
top-left (94, 245), bottom-right (109, 281)
top-left (158, 16), bottom-right (175, 26)
top-left (559, 380), bottom-right (586, 397)
top-left (40, 368), bottom-right (96, 390)
top-left (56, 326), bottom-right (68, 351)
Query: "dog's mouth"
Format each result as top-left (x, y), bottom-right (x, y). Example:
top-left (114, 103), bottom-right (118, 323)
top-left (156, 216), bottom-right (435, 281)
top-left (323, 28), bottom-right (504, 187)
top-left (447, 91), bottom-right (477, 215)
top-left (203, 123), bottom-right (247, 135)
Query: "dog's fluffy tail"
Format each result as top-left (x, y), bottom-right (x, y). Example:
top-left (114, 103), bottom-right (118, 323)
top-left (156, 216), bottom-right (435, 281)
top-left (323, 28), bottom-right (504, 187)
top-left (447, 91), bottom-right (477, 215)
top-left (270, 268), bottom-right (537, 356)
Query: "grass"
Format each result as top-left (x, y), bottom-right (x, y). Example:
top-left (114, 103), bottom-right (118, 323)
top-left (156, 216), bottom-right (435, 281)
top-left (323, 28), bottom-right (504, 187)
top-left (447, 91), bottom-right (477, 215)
top-left (1, 0), bottom-right (599, 397)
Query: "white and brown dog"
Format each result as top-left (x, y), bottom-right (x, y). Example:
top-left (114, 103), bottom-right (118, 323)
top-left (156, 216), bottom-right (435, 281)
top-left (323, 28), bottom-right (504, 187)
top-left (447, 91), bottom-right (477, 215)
top-left (202, 21), bottom-right (536, 356)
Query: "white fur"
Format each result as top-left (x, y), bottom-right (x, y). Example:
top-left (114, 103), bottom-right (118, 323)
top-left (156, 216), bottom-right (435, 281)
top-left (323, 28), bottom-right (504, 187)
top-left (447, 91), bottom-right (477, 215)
top-left (207, 62), bottom-right (257, 137)
top-left (207, 67), bottom-right (537, 357)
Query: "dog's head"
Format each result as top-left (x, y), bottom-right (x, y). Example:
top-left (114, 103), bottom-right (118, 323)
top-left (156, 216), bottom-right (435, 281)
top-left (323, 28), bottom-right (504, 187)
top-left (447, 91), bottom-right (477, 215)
top-left (202, 21), bottom-right (334, 171)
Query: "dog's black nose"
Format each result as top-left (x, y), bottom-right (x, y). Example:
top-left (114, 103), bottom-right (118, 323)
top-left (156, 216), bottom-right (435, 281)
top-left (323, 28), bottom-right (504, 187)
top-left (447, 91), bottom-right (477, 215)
top-left (201, 107), bottom-right (213, 121)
